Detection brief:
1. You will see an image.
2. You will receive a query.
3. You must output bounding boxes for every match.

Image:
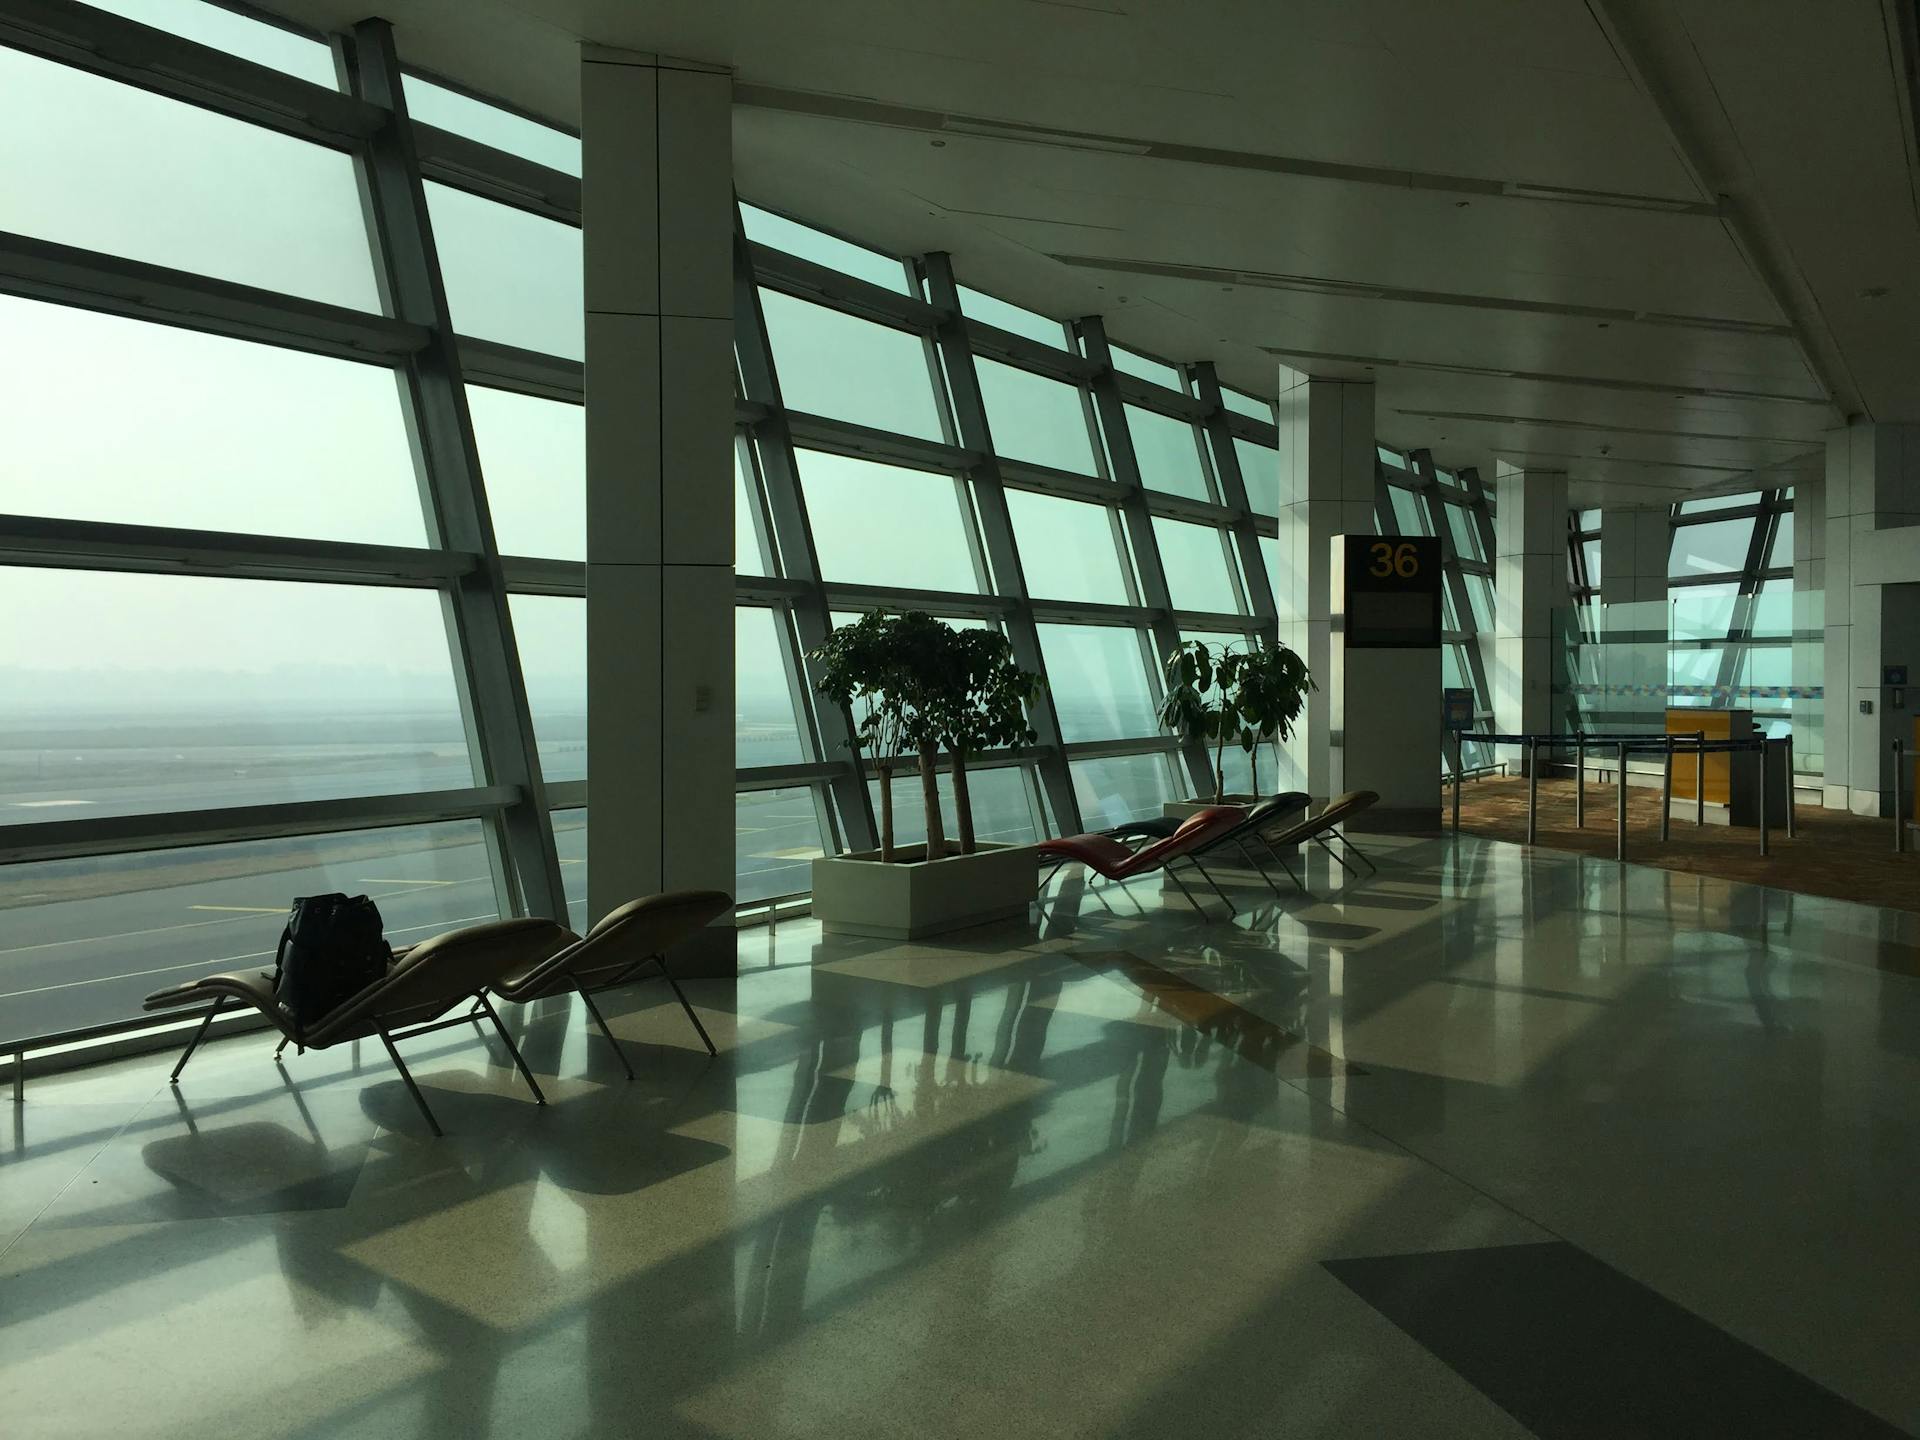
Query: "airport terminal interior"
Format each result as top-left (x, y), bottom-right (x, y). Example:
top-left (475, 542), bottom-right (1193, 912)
top-left (4, 1), bottom-right (1920, 1436)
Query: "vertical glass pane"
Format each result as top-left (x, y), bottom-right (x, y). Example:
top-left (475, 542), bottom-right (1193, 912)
top-left (1768, 510), bottom-right (1795, 568)
top-left (1377, 446), bottom-right (1404, 469)
top-left (1111, 346), bottom-right (1184, 392)
top-left (1233, 438), bottom-right (1280, 515)
top-left (759, 291), bottom-right (943, 440)
top-left (1036, 624), bottom-right (1159, 742)
top-left (0, 822), bottom-right (498, 1038)
top-left (959, 286), bottom-right (1066, 348)
top-left (737, 607), bottom-right (805, 767)
top-left (1223, 388), bottom-right (1272, 423)
top-left (469, 386), bottom-right (584, 560)
top-left (1676, 492), bottom-right (1762, 515)
top-left (508, 594), bottom-right (586, 783)
top-left (1125, 406), bottom-right (1212, 501)
top-left (795, 451), bottom-right (977, 592)
top-left (1070, 753), bottom-right (1177, 829)
top-left (1444, 501), bottom-right (1484, 561)
top-left (552, 807), bottom-right (588, 930)
top-left (80, 1), bottom-right (338, 86)
top-left (1260, 536), bottom-right (1285, 614)
top-left (1, 571), bottom-right (472, 821)
top-left (1463, 573), bottom-right (1494, 632)
top-left (1388, 487), bottom-right (1430, 537)
top-left (1153, 519), bottom-right (1240, 613)
top-left (1581, 538), bottom-right (1602, 588)
top-left (0, 48), bottom-right (380, 310)
top-left (1006, 493), bottom-right (1130, 603)
top-left (428, 182), bottom-right (583, 358)
top-left (736, 442), bottom-right (768, 576)
top-left (741, 204), bottom-right (906, 293)
top-left (0, 297), bottom-right (424, 545)
top-left (1669, 517), bottom-right (1757, 577)
top-left (1671, 583), bottom-right (1742, 642)
top-left (737, 787), bottom-right (826, 901)
top-left (977, 359), bottom-right (1097, 474)
top-left (404, 76), bottom-right (580, 173)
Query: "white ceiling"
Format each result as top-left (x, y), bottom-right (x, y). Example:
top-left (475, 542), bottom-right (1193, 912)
top-left (261, 0), bottom-right (1920, 506)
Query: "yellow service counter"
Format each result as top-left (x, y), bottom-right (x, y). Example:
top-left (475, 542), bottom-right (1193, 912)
top-left (1665, 708), bottom-right (1789, 827)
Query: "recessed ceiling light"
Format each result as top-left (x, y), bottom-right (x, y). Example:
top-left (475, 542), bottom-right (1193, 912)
top-left (1596, 321), bottom-right (1610, 329)
top-left (930, 139), bottom-right (946, 148)
top-left (1454, 200), bottom-right (1469, 209)
top-left (1860, 285), bottom-right (1891, 299)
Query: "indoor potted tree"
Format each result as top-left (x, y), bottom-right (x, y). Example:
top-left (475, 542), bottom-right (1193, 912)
top-left (1158, 638), bottom-right (1244, 806)
top-left (1228, 637), bottom-right (1313, 798)
top-left (808, 613), bottom-right (1042, 938)
top-left (1156, 637), bottom-right (1314, 840)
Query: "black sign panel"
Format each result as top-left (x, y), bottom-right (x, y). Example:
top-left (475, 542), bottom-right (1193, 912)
top-left (1341, 535), bottom-right (1442, 648)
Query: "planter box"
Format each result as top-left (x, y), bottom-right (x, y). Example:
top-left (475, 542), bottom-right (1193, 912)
top-left (812, 841), bottom-right (1040, 940)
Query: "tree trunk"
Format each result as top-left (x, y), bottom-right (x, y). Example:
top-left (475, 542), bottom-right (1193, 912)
top-left (1249, 740), bottom-right (1260, 798)
top-left (918, 743), bottom-right (947, 861)
top-left (952, 749), bottom-right (976, 854)
top-left (877, 759), bottom-right (896, 863)
top-left (1213, 731), bottom-right (1227, 803)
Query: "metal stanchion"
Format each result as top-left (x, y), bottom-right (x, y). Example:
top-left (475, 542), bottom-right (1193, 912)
top-left (1758, 738), bottom-right (1769, 857)
top-left (1784, 733), bottom-right (1795, 839)
top-left (1574, 731), bottom-right (1585, 829)
top-left (1695, 730), bottom-right (1706, 828)
top-left (1526, 737), bottom-right (1539, 846)
top-left (1895, 739), bottom-right (1906, 855)
top-left (1616, 741), bottom-right (1628, 862)
top-left (1451, 731), bottom-right (1463, 833)
top-left (1661, 734), bottom-right (1674, 843)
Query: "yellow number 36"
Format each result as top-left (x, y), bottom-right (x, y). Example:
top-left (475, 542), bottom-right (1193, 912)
top-left (1368, 541), bottom-right (1419, 579)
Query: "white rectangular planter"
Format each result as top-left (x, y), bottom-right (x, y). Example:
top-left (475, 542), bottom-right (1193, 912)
top-left (812, 841), bottom-right (1040, 940)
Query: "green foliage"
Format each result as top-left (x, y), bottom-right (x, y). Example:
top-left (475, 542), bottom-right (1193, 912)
top-left (936, 628), bottom-right (1042, 757)
top-left (1230, 637), bottom-right (1313, 754)
top-left (1159, 637), bottom-right (1313, 798)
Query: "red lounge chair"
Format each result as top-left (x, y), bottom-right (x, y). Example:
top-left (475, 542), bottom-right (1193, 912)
top-left (1038, 805), bottom-right (1248, 917)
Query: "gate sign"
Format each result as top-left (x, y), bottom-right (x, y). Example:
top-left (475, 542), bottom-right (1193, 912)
top-left (1339, 535), bottom-right (1442, 648)
top-left (1442, 688), bottom-right (1476, 733)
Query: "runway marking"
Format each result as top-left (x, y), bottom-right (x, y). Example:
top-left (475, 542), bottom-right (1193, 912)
top-left (0, 911), bottom-right (500, 1002)
top-left (356, 878), bottom-right (459, 886)
top-left (187, 905), bottom-right (286, 914)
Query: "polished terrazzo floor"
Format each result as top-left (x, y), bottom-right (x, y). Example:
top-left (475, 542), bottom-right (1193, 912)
top-left (4, 835), bottom-right (1919, 1438)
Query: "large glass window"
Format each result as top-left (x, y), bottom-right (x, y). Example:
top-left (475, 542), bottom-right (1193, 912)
top-left (737, 787), bottom-right (826, 900)
top-left (0, 821), bottom-right (498, 1040)
top-left (868, 765), bottom-right (1038, 851)
top-left (1153, 519), bottom-right (1240, 613)
top-left (736, 442), bottom-right (770, 576)
top-left (509, 593), bottom-right (585, 783)
top-left (1125, 406), bottom-right (1211, 501)
top-left (1037, 624), bottom-right (1159, 743)
top-left (1070, 753), bottom-right (1177, 828)
top-left (428, 182), bottom-right (583, 359)
top-left (758, 291), bottom-right (943, 440)
top-left (1670, 518), bottom-right (1757, 577)
top-left (1388, 486), bottom-right (1430, 538)
top-left (1233, 438), bottom-right (1280, 515)
top-left (736, 607), bottom-right (806, 768)
top-left (0, 297), bottom-right (426, 546)
top-left (1443, 500), bottom-right (1484, 561)
top-left (1111, 346), bottom-right (1184, 392)
top-left (1005, 493), bottom-right (1130, 603)
top-left (552, 806), bottom-right (587, 928)
top-left (81, 0), bottom-right (339, 86)
top-left (0, 47), bottom-right (379, 311)
top-left (1223, 388), bottom-right (1272, 423)
top-left (977, 359), bottom-right (1098, 474)
top-left (1768, 510), bottom-right (1795, 568)
top-left (468, 386), bottom-right (584, 560)
top-left (795, 451), bottom-right (978, 592)
top-left (741, 204), bottom-right (905, 293)
top-left (0, 570), bottom-right (472, 822)
top-left (404, 75), bottom-right (581, 174)
top-left (959, 287), bottom-right (1066, 348)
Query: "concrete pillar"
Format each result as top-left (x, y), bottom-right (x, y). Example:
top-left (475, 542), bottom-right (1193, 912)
top-left (1598, 507), bottom-right (1670, 607)
top-left (1595, 505), bottom-right (1670, 734)
top-left (1823, 422), bottom-right (1920, 816)
top-left (1274, 372), bottom-right (1374, 800)
top-left (582, 47), bottom-right (737, 967)
top-left (1491, 465), bottom-right (1569, 769)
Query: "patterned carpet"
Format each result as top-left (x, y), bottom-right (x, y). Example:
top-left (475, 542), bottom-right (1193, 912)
top-left (1454, 775), bottom-right (1920, 916)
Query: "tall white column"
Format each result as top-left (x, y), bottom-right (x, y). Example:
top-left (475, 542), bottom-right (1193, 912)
top-left (1492, 465), bottom-right (1569, 769)
top-left (582, 48), bottom-right (737, 968)
top-left (1274, 372), bottom-right (1374, 801)
top-left (1598, 507), bottom-right (1669, 606)
top-left (1823, 422), bottom-right (1920, 816)
top-left (1595, 504), bottom-right (1670, 734)
top-left (1792, 477), bottom-right (1825, 791)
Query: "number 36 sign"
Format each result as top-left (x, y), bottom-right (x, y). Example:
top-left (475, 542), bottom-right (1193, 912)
top-left (1340, 534), bottom-right (1442, 649)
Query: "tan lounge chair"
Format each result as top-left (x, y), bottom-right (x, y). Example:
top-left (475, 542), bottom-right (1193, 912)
top-left (490, 890), bottom-right (733, 1080)
top-left (144, 916), bottom-right (572, 1137)
top-left (1253, 790), bottom-right (1381, 878)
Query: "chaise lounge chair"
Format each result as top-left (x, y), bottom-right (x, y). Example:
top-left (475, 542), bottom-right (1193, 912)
top-left (488, 889), bottom-right (733, 1080)
top-left (1252, 790), bottom-right (1381, 878)
top-left (1103, 791), bottom-right (1314, 898)
top-left (144, 916), bottom-right (571, 1137)
top-left (1038, 804), bottom-right (1247, 917)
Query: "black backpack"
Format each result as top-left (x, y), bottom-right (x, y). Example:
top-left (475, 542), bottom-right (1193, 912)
top-left (272, 893), bottom-right (393, 1028)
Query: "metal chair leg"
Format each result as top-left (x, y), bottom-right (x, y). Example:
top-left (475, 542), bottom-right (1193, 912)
top-left (1331, 830), bottom-right (1379, 873)
top-left (377, 1026), bottom-right (443, 1138)
top-left (1187, 855), bottom-right (1236, 915)
top-left (1162, 862), bottom-right (1209, 918)
top-left (273, 1035), bottom-right (290, 1062)
top-left (476, 994), bottom-right (547, 1104)
top-left (655, 962), bottom-right (718, 1057)
top-left (1255, 836), bottom-right (1309, 895)
top-left (170, 998), bottom-right (226, 1084)
top-left (577, 986), bottom-right (636, 1081)
top-left (1313, 833), bottom-right (1358, 876)
top-left (1231, 838), bottom-right (1288, 899)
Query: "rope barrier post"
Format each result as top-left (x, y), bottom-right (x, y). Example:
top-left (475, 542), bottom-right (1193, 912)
top-left (1895, 739), bottom-right (1906, 855)
top-left (1526, 737), bottom-right (1539, 846)
top-left (1695, 730), bottom-right (1706, 828)
top-left (1784, 733), bottom-right (1795, 839)
top-left (1574, 731), bottom-right (1585, 829)
top-left (1661, 734), bottom-right (1673, 843)
top-left (1758, 738), bottom-right (1769, 858)
top-left (1616, 741), bottom-right (1628, 862)
top-left (1452, 731), bottom-right (1462, 833)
